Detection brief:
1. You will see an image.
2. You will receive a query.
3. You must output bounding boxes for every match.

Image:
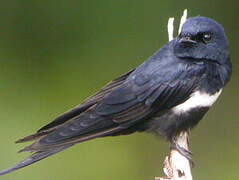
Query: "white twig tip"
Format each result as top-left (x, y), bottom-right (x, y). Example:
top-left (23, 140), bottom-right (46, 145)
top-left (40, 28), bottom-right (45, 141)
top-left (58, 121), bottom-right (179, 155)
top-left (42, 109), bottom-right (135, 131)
top-left (167, 18), bottom-right (174, 41)
top-left (178, 9), bottom-right (188, 35)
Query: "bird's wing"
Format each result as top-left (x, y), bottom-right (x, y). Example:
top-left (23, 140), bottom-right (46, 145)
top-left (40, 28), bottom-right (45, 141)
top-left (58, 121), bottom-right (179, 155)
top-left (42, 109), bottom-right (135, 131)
top-left (23, 61), bottom-right (203, 150)
top-left (0, 69), bottom-right (136, 176)
top-left (39, 69), bottom-right (136, 132)
top-left (16, 69), bottom-right (135, 143)
top-left (0, 59), bottom-right (204, 176)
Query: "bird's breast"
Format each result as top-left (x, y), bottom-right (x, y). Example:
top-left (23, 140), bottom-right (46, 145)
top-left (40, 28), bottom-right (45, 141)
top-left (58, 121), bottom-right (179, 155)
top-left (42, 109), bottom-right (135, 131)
top-left (146, 89), bottom-right (222, 139)
top-left (172, 89), bottom-right (222, 114)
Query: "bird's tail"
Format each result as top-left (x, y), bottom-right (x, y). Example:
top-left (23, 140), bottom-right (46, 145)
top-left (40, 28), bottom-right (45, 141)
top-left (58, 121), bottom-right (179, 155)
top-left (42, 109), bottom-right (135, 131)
top-left (0, 144), bottom-right (73, 176)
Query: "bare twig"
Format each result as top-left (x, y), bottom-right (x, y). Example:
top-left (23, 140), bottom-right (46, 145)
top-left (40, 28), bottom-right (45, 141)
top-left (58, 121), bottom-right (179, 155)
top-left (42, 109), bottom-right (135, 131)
top-left (178, 9), bottom-right (188, 35)
top-left (167, 18), bottom-right (174, 41)
top-left (155, 9), bottom-right (193, 180)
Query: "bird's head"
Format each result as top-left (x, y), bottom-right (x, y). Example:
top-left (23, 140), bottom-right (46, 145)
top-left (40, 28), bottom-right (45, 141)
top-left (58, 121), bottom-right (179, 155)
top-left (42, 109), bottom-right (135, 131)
top-left (174, 16), bottom-right (230, 65)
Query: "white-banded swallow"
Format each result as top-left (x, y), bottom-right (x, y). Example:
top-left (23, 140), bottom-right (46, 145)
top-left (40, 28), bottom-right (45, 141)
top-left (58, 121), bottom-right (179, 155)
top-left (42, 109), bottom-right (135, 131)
top-left (0, 16), bottom-right (231, 176)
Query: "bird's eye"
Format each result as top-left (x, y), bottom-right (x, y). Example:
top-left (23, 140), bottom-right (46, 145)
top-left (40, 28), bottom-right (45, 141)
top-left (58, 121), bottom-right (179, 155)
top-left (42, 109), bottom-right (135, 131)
top-left (202, 33), bottom-right (212, 43)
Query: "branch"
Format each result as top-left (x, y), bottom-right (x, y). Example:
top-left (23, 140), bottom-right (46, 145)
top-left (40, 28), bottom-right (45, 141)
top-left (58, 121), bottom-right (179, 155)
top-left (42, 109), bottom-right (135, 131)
top-left (156, 132), bottom-right (192, 180)
top-left (155, 9), bottom-right (193, 180)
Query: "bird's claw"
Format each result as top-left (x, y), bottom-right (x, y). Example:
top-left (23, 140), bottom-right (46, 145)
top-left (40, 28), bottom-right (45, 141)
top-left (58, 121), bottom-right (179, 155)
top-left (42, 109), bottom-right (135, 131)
top-left (170, 141), bottom-right (194, 168)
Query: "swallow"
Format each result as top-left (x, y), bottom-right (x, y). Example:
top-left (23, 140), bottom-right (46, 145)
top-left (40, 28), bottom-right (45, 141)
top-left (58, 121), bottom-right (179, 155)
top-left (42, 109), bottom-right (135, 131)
top-left (0, 16), bottom-right (231, 176)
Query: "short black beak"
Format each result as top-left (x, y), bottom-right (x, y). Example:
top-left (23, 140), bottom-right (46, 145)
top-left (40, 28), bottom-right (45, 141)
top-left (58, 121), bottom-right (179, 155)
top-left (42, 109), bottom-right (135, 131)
top-left (179, 37), bottom-right (197, 44)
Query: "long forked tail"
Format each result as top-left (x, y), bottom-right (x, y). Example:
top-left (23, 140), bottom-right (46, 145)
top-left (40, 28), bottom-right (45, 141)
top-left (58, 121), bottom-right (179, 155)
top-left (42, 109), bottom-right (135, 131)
top-left (0, 144), bottom-right (73, 176)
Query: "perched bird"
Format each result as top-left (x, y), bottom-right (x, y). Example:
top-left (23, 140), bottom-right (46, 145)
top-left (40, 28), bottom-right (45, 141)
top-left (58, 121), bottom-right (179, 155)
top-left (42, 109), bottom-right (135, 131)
top-left (0, 16), bottom-right (231, 176)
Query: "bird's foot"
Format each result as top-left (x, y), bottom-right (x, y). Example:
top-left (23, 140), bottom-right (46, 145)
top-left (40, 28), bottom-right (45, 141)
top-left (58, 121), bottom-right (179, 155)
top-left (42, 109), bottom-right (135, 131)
top-left (170, 141), bottom-right (194, 167)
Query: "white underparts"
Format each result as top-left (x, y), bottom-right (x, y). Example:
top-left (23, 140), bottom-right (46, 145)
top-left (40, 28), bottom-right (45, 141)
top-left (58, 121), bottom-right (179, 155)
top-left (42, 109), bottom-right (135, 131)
top-left (173, 89), bottom-right (222, 113)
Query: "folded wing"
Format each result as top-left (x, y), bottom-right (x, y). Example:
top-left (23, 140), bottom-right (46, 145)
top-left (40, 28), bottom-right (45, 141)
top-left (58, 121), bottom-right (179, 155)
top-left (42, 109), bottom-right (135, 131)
top-left (0, 58), bottom-right (204, 175)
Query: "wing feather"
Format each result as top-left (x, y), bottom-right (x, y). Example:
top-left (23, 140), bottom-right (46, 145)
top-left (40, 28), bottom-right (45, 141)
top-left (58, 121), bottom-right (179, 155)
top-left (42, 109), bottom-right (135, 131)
top-left (0, 44), bottom-right (207, 176)
top-left (16, 69), bottom-right (135, 143)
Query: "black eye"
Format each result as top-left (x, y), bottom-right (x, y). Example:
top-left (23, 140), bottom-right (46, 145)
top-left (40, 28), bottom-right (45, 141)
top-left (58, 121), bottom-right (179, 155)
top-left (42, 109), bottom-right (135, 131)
top-left (202, 33), bottom-right (212, 43)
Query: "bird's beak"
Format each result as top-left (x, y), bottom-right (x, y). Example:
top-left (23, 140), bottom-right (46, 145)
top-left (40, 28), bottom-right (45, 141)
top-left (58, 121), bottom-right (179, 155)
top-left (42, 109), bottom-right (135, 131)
top-left (179, 36), bottom-right (197, 44)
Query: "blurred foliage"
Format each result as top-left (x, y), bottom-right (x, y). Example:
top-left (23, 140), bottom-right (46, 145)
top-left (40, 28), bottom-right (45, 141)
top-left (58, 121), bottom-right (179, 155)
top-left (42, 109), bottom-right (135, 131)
top-left (0, 0), bottom-right (238, 180)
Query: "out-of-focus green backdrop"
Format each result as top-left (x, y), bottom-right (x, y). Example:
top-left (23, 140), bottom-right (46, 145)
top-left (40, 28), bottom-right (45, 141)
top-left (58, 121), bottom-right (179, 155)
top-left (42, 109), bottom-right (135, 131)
top-left (0, 0), bottom-right (238, 180)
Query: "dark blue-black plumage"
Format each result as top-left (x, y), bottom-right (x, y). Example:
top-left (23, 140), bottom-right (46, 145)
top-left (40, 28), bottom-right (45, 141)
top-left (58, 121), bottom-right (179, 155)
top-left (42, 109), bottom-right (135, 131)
top-left (0, 16), bottom-right (231, 176)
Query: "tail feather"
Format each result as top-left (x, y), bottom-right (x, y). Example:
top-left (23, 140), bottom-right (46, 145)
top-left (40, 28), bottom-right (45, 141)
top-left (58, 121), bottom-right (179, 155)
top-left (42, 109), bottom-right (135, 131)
top-left (15, 131), bottom-right (49, 143)
top-left (0, 144), bottom-right (73, 176)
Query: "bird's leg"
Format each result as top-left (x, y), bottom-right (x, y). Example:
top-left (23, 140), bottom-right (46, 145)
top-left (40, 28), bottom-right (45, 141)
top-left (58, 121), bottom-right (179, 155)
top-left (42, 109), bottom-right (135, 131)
top-left (170, 138), bottom-right (194, 167)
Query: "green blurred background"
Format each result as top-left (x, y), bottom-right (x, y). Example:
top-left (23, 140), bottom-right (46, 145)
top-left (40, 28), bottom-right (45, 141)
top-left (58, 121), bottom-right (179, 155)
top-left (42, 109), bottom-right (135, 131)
top-left (0, 0), bottom-right (238, 180)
